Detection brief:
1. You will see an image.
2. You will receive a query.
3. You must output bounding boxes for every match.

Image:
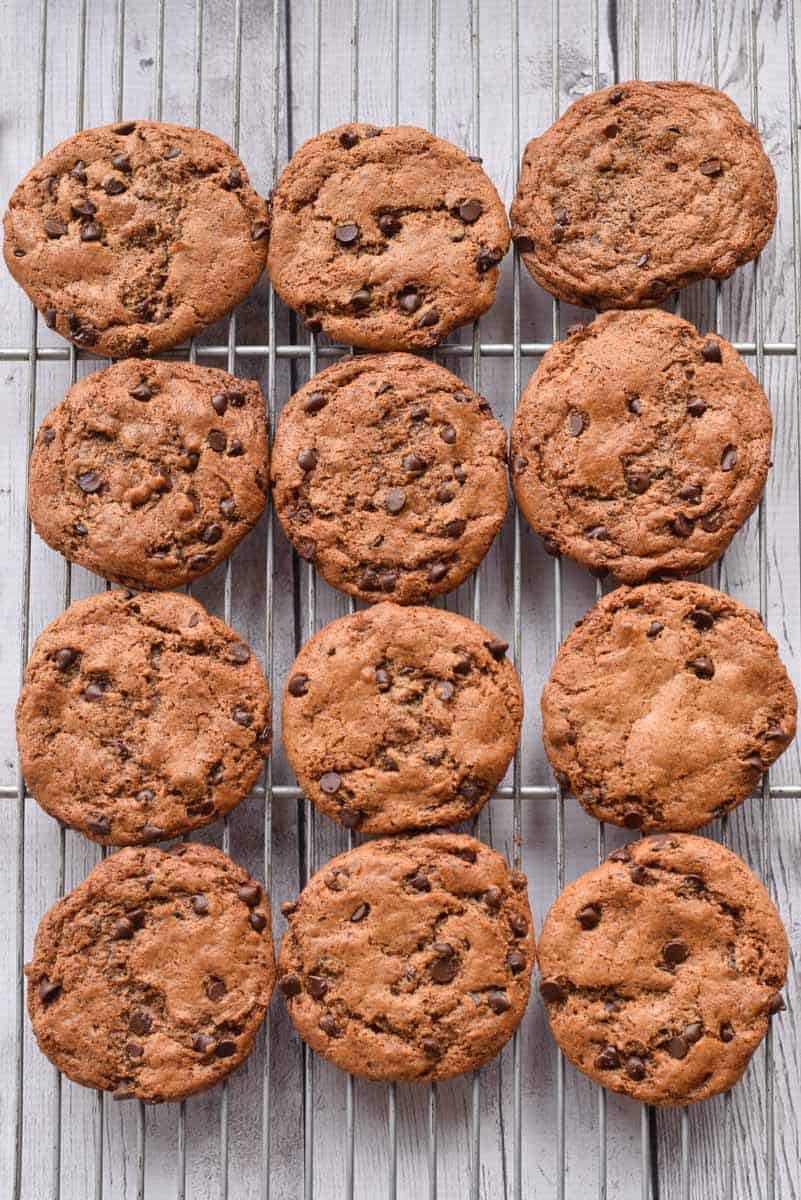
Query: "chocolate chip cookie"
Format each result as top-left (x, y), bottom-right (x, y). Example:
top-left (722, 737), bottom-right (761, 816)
top-left (510, 81), bottom-right (776, 309)
top-left (542, 582), bottom-right (796, 832)
top-left (17, 590), bottom-right (271, 845)
top-left (510, 310), bottom-right (771, 582)
top-left (25, 843), bottom-right (274, 1102)
top-left (4, 120), bottom-right (269, 356)
top-left (538, 834), bottom-right (787, 1105)
top-left (29, 360), bottom-right (269, 590)
top-left (268, 124), bottom-right (510, 349)
top-left (282, 603), bottom-right (523, 833)
top-left (271, 353), bottom-right (508, 603)
top-left (278, 833), bottom-right (533, 1081)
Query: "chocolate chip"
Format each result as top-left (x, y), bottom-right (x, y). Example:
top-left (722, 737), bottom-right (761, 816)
top-left (720, 445), bottom-right (738, 471)
top-left (768, 992), bottom-right (786, 1014)
top-left (567, 410), bottom-right (585, 437)
top-left (539, 979), bottom-right (565, 1003)
top-left (129, 1011), bottom-right (151, 1036)
top-left (630, 865), bottom-right (648, 884)
top-left (44, 218), bottom-right (67, 238)
top-left (339, 129), bottom-right (359, 148)
top-left (683, 875), bottom-right (705, 895)
top-left (422, 1038), bottom-right (440, 1056)
top-left (80, 222), bottom-right (102, 242)
top-left (384, 488), bottom-right (406, 514)
top-left (435, 680), bottom-right (454, 701)
top-left (104, 176), bottom-right (127, 195)
top-left (453, 463), bottom-right (467, 484)
top-left (232, 706), bottom-right (252, 727)
top-left (627, 396), bottom-right (642, 415)
top-left (39, 978), bottom-right (61, 1004)
top-left (484, 886), bottom-right (503, 911)
top-left (114, 917), bottom-right (135, 940)
top-left (625, 1055), bottom-right (646, 1080)
top-left (720, 1023), bottom-right (735, 1042)
top-left (444, 518), bottom-right (466, 538)
top-left (402, 452), bottom-right (426, 474)
top-left (765, 724), bottom-right (786, 740)
top-left (320, 772), bottom-right (341, 795)
top-left (191, 894), bottom-right (209, 915)
top-left (419, 308), bottom-right (440, 328)
top-left (334, 223), bottom-right (360, 245)
top-left (398, 286), bottom-right (421, 313)
top-left (488, 990), bottom-right (510, 1014)
top-left (279, 974), bottom-right (301, 998)
top-left (350, 902), bottom-right (370, 923)
top-left (226, 642), bottom-right (250, 666)
top-left (701, 339), bottom-right (722, 363)
top-left (207, 979), bottom-right (227, 1002)
top-left (319, 1014), bottom-right (340, 1037)
top-left (44, 308), bottom-right (57, 328)
top-left (77, 469), bottom-right (102, 493)
top-left (374, 667), bottom-right (391, 692)
top-left (304, 392), bottom-right (327, 413)
top-left (182, 452), bottom-right (199, 472)
top-left (129, 381), bottom-right (152, 402)
top-left (701, 511), bottom-right (723, 533)
top-left (201, 523), bottom-right (222, 545)
top-left (251, 221), bottom-right (269, 240)
top-left (249, 911), bottom-right (267, 932)
top-left (662, 939), bottom-right (689, 965)
top-left (109, 153), bottom-right (131, 173)
top-left (428, 561), bottom-right (448, 583)
top-left (430, 954), bottom-right (458, 983)
top-left (672, 513), bottom-right (694, 538)
top-left (608, 847), bottom-right (631, 863)
top-left (436, 484), bottom-right (454, 503)
top-left (409, 872), bottom-right (431, 892)
top-left (679, 483), bottom-right (702, 504)
top-left (553, 207), bottom-right (570, 226)
top-left (623, 810), bottom-right (644, 829)
top-left (507, 951), bottom-right (527, 974)
top-left (86, 815), bottom-right (110, 836)
top-left (211, 393), bottom-right (228, 415)
top-left (458, 199), bottom-right (482, 223)
top-left (476, 247), bottom-right (502, 272)
top-left (688, 608), bottom-right (714, 631)
top-left (227, 437), bottom-right (244, 457)
top-left (54, 647), bottom-right (78, 671)
top-left (298, 448), bottom-right (318, 472)
top-left (636, 253), bottom-right (650, 268)
top-left (351, 287), bottom-right (371, 310)
top-left (215, 1039), bottom-right (237, 1059)
top-left (114, 121), bottom-right (136, 134)
top-left (126, 1042), bottom-right (144, 1058)
top-left (486, 639), bottom-right (508, 661)
top-left (307, 975), bottom-right (328, 999)
top-left (626, 472), bottom-right (651, 494)
top-left (679, 1022), bottom-right (702, 1044)
top-left (207, 429), bottom-right (227, 453)
top-left (440, 424), bottom-right (457, 444)
top-left (458, 778), bottom-right (482, 804)
top-left (577, 904), bottom-right (601, 929)
top-left (514, 234), bottom-right (534, 252)
top-left (666, 1036), bottom-right (689, 1060)
top-left (510, 913), bottom-right (528, 937)
top-left (410, 404), bottom-right (429, 419)
top-left (687, 397), bottom-right (707, 417)
top-left (595, 1045), bottom-right (619, 1069)
top-left (238, 883), bottom-right (261, 908)
top-left (288, 673), bottom-right (309, 697)
top-left (224, 166), bottom-right (242, 189)
top-left (687, 655), bottom-right (714, 680)
top-left (378, 213), bottom-right (401, 236)
top-left (585, 525), bottom-right (608, 541)
top-left (603, 122), bottom-right (619, 138)
top-left (339, 808), bottom-right (363, 828)
top-left (699, 157), bottom-right (723, 176)
top-left (551, 225), bottom-right (564, 244)
top-left (192, 1033), bottom-right (216, 1055)
top-left (83, 681), bottom-right (107, 701)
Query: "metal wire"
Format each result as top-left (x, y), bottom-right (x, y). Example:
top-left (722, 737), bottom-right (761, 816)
top-left (9, 2), bottom-right (793, 1199)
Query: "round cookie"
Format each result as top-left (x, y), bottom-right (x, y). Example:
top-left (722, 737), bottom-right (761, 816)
top-left (17, 590), bottom-right (271, 845)
top-left (510, 81), bottom-right (776, 309)
top-left (272, 353), bottom-right (508, 603)
top-left (510, 310), bottom-right (772, 582)
top-left (268, 124), bottom-right (510, 349)
top-left (278, 833), bottom-right (533, 1082)
top-left (29, 360), bottom-right (269, 590)
top-left (542, 582), bottom-right (797, 832)
top-left (282, 603), bottom-right (523, 833)
top-left (25, 843), bottom-right (274, 1102)
top-left (537, 834), bottom-right (787, 1106)
top-left (3, 120), bottom-right (269, 357)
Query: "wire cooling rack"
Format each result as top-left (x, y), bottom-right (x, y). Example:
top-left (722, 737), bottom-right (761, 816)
top-left (2, 1), bottom-right (800, 1198)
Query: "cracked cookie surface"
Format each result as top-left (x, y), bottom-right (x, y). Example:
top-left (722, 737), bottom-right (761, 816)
top-left (510, 309), bottom-right (771, 582)
top-left (25, 843), bottom-right (275, 1102)
top-left (271, 352), bottom-right (508, 603)
top-left (510, 81), bottom-right (776, 309)
top-left (17, 590), bottom-right (272, 845)
top-left (282, 603), bottom-right (523, 834)
top-left (278, 833), bottom-right (533, 1082)
top-left (542, 582), bottom-right (796, 832)
top-left (4, 120), bottom-right (269, 357)
top-left (537, 834), bottom-right (787, 1105)
top-left (29, 360), bottom-right (269, 590)
top-left (268, 124), bottom-right (510, 349)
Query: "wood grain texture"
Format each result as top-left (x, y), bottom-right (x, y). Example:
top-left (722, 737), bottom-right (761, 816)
top-left (0, 0), bottom-right (799, 1197)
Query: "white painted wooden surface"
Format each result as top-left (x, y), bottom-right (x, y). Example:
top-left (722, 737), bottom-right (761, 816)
top-left (1, 1), bottom-right (800, 1197)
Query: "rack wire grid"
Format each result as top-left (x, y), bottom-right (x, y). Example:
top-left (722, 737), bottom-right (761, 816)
top-left (1, 0), bottom-right (800, 1198)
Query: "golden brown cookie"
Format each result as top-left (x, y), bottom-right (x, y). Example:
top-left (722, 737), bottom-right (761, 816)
top-left (278, 833), bottom-right (533, 1082)
top-left (29, 360), bottom-right (269, 590)
top-left (268, 124), bottom-right (509, 349)
top-left (537, 835), bottom-right (787, 1105)
top-left (510, 81), bottom-right (776, 309)
top-left (17, 590), bottom-right (271, 845)
top-left (541, 582), bottom-right (796, 832)
top-left (510, 310), bottom-right (771, 582)
top-left (25, 844), bottom-right (275, 1102)
top-left (4, 120), bottom-right (268, 356)
top-left (282, 603), bottom-right (523, 833)
top-left (271, 352), bottom-right (508, 603)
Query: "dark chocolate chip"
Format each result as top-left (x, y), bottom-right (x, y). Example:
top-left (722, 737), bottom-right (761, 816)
top-left (683, 1022), bottom-right (703, 1043)
top-left (334, 223), bottom-right (360, 245)
top-left (191, 894), bottom-right (209, 915)
top-left (585, 525), bottom-right (608, 541)
top-left (636, 253), bottom-right (650, 268)
top-left (625, 1055), bottom-right (646, 1080)
top-left (350, 902), bottom-right (370, 923)
top-left (238, 883), bottom-right (262, 907)
top-left (418, 308), bottom-right (440, 328)
top-left (507, 951), bottom-right (527, 974)
top-left (720, 445), bottom-right (738, 471)
top-left (251, 221), bottom-right (269, 240)
top-left (104, 176), bottom-right (127, 195)
top-left (672, 513), bottom-right (694, 538)
top-left (630, 865), bottom-right (648, 884)
top-left (83, 681), bottom-right (107, 701)
top-left (211, 393), bottom-right (228, 415)
top-left (623, 810), bottom-right (644, 830)
top-left (207, 429), bottom-right (227, 453)
top-left (687, 397), bottom-right (707, 417)
top-left (86, 815), bottom-right (110, 835)
top-left (476, 247), bottom-right (502, 272)
top-left (679, 483), bottom-right (702, 504)
top-left (608, 847), bottom-right (631, 863)
top-left (319, 1014), bottom-right (340, 1037)
top-left (215, 1040), bottom-right (237, 1058)
top-left (77, 469), bottom-right (102, 494)
top-left (437, 484), bottom-right (454, 503)
top-left (701, 511), bottom-right (723, 533)
top-left (720, 1023), bottom-right (735, 1042)
top-left (701, 339), bottom-right (722, 363)
top-left (443, 518), bottom-right (466, 538)
top-left (428, 561), bottom-right (448, 583)
top-left (207, 979), bottom-right (227, 1002)
top-left (378, 213), bottom-right (401, 236)
top-left (628, 396), bottom-right (642, 414)
top-left (430, 954), bottom-right (458, 983)
top-left (201, 523), bottom-right (222, 545)
top-left (458, 199), bottom-right (482, 223)
top-left (126, 1042), bottom-right (144, 1058)
top-left (351, 287), bottom-right (371, 310)
top-left (514, 235), bottom-right (534, 252)
top-left (577, 904), bottom-right (601, 929)
top-left (539, 979), bottom-right (566, 1003)
top-left (130, 382), bottom-right (152, 401)
top-left (384, 488), bottom-right (406, 514)
top-left (409, 872), bottom-right (431, 892)
top-left (279, 973), bottom-right (302, 998)
top-left (699, 157), bottom-right (723, 176)
top-left (44, 218), bottom-right (67, 238)
top-left (70, 160), bottom-right (87, 182)
top-left (567, 410), bottom-right (585, 437)
top-left (55, 647), bottom-right (78, 671)
top-left (320, 772), bottom-right (341, 795)
top-left (666, 1036), bottom-right (689, 1060)
top-left (39, 978), bottom-right (62, 1004)
top-left (687, 656), bottom-right (714, 680)
top-left (488, 990), bottom-right (511, 1014)
top-left (626, 472), bottom-right (651, 495)
top-left (129, 1011), bottom-right (152, 1036)
top-left (111, 153), bottom-right (131, 172)
top-left (304, 392), bottom-right (327, 413)
top-left (114, 122), bottom-right (136, 134)
top-left (688, 608), bottom-right (714, 631)
top-left (227, 438), bottom-right (244, 457)
top-left (402, 452), bottom-right (426, 474)
top-left (298, 448), bottom-right (318, 472)
top-left (486, 639), bottom-right (508, 661)
top-left (249, 912), bottom-right (267, 932)
top-left (510, 913), bottom-right (528, 937)
top-left (339, 129), bottom-right (359, 148)
top-left (439, 424), bottom-right (457, 444)
top-left (232, 706), bottom-right (252, 727)
top-left (227, 642), bottom-right (250, 664)
top-left (80, 222), bottom-right (102, 242)
top-left (398, 287), bottom-right (421, 313)
top-left (288, 673), bottom-right (309, 697)
top-left (114, 917), bottom-right (135, 940)
top-left (307, 975), bottom-right (328, 999)
top-left (768, 992), bottom-right (786, 1015)
top-left (44, 308), bottom-right (57, 328)
top-left (595, 1045), bottom-right (619, 1070)
top-left (662, 939), bottom-right (689, 965)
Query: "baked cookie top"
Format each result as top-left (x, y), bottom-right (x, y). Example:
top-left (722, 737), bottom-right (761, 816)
top-left (268, 123), bottom-right (510, 349)
top-left (271, 352), bottom-right (508, 603)
top-left (541, 582), bottom-right (797, 832)
top-left (510, 81), bottom-right (776, 309)
top-left (17, 590), bottom-right (271, 845)
top-left (29, 360), bottom-right (269, 590)
top-left (282, 603), bottom-right (523, 834)
top-left (25, 844), bottom-right (275, 1102)
top-left (510, 309), bottom-right (771, 582)
top-left (537, 834), bottom-right (787, 1106)
top-left (4, 120), bottom-right (269, 356)
top-left (278, 833), bottom-right (533, 1082)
